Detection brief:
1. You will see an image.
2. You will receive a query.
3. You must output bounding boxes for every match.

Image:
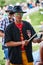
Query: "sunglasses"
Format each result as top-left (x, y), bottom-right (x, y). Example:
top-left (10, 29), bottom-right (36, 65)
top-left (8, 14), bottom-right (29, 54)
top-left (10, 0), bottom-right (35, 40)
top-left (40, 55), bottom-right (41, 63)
top-left (15, 13), bottom-right (23, 16)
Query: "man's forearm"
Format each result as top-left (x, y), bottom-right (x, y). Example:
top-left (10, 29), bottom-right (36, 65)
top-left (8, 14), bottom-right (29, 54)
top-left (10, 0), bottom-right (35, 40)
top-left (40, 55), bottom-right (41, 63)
top-left (32, 38), bottom-right (41, 43)
top-left (5, 41), bottom-right (22, 47)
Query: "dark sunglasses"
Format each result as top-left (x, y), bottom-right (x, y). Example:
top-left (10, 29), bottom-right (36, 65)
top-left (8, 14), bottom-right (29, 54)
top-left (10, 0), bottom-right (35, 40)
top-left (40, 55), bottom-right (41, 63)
top-left (15, 13), bottom-right (23, 16)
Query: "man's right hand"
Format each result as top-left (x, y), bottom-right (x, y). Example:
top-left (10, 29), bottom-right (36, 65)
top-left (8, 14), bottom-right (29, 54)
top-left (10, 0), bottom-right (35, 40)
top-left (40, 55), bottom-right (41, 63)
top-left (21, 40), bottom-right (29, 46)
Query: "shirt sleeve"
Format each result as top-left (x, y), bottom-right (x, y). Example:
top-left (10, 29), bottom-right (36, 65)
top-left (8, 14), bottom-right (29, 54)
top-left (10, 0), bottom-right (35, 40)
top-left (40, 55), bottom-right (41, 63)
top-left (0, 17), bottom-right (9, 33)
top-left (0, 19), bottom-right (5, 32)
top-left (4, 25), bottom-right (12, 44)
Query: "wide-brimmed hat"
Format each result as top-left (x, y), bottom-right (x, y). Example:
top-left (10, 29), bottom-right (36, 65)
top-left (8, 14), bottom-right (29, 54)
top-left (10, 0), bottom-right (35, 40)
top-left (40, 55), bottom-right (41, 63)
top-left (13, 5), bottom-right (26, 13)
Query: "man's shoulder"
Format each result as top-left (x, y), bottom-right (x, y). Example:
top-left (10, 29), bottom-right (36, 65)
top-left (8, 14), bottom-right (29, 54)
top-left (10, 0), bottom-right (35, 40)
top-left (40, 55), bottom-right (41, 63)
top-left (23, 20), bottom-right (28, 24)
top-left (6, 22), bottom-right (14, 30)
top-left (23, 20), bottom-right (31, 26)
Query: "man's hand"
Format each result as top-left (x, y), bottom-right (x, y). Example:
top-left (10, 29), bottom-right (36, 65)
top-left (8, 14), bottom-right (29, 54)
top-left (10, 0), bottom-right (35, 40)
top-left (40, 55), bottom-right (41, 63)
top-left (37, 38), bottom-right (41, 43)
top-left (25, 40), bottom-right (29, 46)
top-left (21, 40), bottom-right (29, 46)
top-left (21, 41), bottom-right (25, 47)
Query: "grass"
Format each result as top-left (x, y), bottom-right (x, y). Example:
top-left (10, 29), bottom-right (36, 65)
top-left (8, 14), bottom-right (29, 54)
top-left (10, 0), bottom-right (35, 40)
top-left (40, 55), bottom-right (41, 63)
top-left (0, 43), bottom-right (5, 65)
top-left (32, 43), bottom-right (40, 52)
top-left (0, 44), bottom-right (4, 60)
top-left (23, 11), bottom-right (43, 32)
top-left (29, 11), bottom-right (43, 26)
top-left (0, 60), bottom-right (5, 65)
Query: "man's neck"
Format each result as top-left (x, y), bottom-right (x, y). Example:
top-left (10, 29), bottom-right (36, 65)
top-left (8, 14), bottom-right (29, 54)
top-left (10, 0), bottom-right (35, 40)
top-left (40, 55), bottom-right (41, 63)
top-left (15, 20), bottom-right (22, 24)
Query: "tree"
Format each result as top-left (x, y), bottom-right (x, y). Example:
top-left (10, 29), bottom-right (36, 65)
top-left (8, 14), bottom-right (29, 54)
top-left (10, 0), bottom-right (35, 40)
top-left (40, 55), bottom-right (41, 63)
top-left (5, 0), bottom-right (26, 5)
top-left (0, 0), bottom-right (5, 8)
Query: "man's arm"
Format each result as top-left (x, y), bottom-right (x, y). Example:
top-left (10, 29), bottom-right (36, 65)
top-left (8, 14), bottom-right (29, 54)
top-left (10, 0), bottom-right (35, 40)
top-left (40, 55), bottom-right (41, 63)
top-left (32, 34), bottom-right (43, 43)
top-left (0, 19), bottom-right (5, 37)
top-left (32, 38), bottom-right (41, 43)
top-left (5, 41), bottom-right (22, 47)
top-left (0, 31), bottom-right (5, 37)
top-left (5, 40), bottom-right (26, 47)
top-left (27, 23), bottom-right (43, 43)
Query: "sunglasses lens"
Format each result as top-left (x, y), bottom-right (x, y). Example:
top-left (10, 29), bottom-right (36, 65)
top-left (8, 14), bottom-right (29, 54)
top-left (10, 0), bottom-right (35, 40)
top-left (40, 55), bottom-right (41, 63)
top-left (21, 13), bottom-right (23, 16)
top-left (15, 13), bottom-right (23, 16)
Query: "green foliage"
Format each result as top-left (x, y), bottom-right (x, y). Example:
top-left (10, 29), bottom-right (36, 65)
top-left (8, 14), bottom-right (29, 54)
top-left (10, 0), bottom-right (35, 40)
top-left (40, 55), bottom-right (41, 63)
top-left (0, 60), bottom-right (5, 65)
top-left (0, 0), bottom-right (36, 7)
top-left (5, 0), bottom-right (26, 5)
top-left (0, 0), bottom-right (5, 7)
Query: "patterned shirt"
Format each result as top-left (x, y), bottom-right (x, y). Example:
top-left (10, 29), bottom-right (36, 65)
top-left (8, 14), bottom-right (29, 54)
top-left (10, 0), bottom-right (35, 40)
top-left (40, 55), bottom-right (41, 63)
top-left (0, 17), bottom-right (11, 48)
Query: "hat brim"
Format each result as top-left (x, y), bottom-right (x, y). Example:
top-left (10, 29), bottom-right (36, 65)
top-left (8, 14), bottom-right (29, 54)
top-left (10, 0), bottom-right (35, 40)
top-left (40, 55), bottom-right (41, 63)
top-left (5, 10), bottom-right (10, 12)
top-left (13, 11), bottom-right (26, 13)
top-left (5, 10), bottom-right (15, 13)
top-left (9, 11), bottom-right (15, 14)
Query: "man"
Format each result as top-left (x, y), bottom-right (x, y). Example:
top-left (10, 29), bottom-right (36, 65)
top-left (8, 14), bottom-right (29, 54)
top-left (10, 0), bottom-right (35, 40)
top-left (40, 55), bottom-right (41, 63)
top-left (0, 5), bottom-right (14, 65)
top-left (4, 5), bottom-right (43, 65)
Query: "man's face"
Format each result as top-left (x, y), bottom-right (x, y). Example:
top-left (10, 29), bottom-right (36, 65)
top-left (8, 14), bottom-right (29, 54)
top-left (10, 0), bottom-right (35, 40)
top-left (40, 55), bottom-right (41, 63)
top-left (8, 14), bottom-right (14, 19)
top-left (14, 13), bottom-right (23, 21)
